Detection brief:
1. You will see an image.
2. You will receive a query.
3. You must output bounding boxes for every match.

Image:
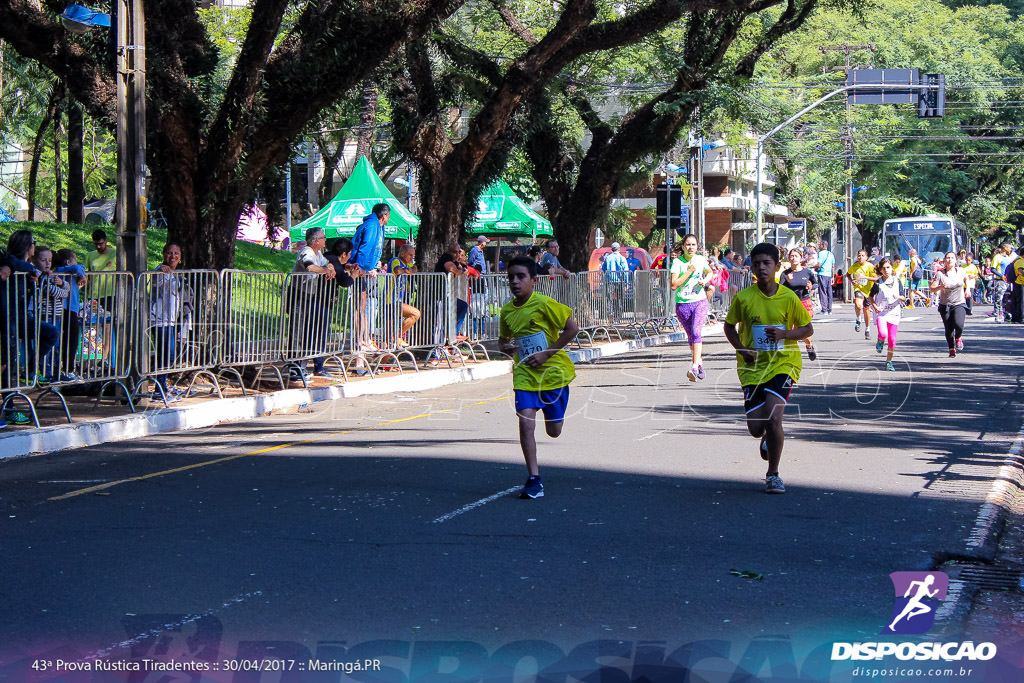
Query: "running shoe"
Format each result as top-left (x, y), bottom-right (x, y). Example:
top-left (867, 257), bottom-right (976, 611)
top-left (854, 320), bottom-right (861, 332)
top-left (806, 346), bottom-right (817, 361)
top-left (864, 329), bottom-right (870, 340)
top-left (696, 365), bottom-right (706, 380)
top-left (4, 411), bottom-right (30, 425)
top-left (764, 474), bottom-right (786, 494)
top-left (759, 436), bottom-right (769, 461)
top-left (150, 392), bottom-right (180, 403)
top-left (0, 418), bottom-right (7, 429)
top-left (686, 366), bottom-right (697, 382)
top-left (875, 339), bottom-right (884, 354)
top-left (520, 476), bottom-right (544, 499)
top-left (956, 338), bottom-right (964, 352)
top-left (948, 349), bottom-right (957, 358)
top-left (906, 303), bottom-right (915, 309)
top-left (885, 360), bottom-right (895, 372)
top-left (313, 370), bottom-right (334, 379)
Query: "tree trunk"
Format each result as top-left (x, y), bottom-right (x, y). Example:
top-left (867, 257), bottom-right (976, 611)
top-left (28, 90), bottom-right (58, 221)
top-left (67, 100), bottom-right (84, 223)
top-left (316, 137), bottom-right (344, 207)
top-left (355, 80), bottom-right (378, 160)
top-left (54, 109), bottom-right (63, 222)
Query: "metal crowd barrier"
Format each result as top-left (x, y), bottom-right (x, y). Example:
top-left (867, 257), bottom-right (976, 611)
top-left (400, 272), bottom-right (465, 368)
top-left (363, 273), bottom-right (413, 372)
top-left (34, 271), bottom-right (137, 421)
top-left (218, 270), bottom-right (287, 392)
top-left (1, 272), bottom-right (42, 425)
top-left (134, 269), bottom-right (222, 406)
top-left (463, 273), bottom-right (508, 358)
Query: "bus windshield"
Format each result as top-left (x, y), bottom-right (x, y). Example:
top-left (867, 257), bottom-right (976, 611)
top-left (884, 220), bottom-right (954, 264)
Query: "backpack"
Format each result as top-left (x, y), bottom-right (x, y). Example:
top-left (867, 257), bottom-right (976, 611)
top-left (911, 258), bottom-right (923, 280)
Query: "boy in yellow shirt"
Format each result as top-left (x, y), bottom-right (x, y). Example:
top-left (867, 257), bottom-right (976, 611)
top-left (725, 243), bottom-right (813, 494)
top-left (848, 249), bottom-right (878, 339)
top-left (499, 256), bottom-right (580, 499)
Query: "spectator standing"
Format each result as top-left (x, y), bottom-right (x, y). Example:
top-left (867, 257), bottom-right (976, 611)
top-left (5, 231), bottom-right (59, 392)
top-left (350, 203), bottom-right (389, 351)
top-left (602, 242), bottom-right (630, 319)
top-left (85, 228), bottom-right (116, 274)
top-left (539, 239), bottom-right (571, 279)
top-left (435, 242), bottom-right (474, 340)
top-left (290, 227), bottom-right (336, 379)
top-left (32, 246), bottom-right (71, 382)
top-left (625, 248), bottom-right (641, 272)
top-left (148, 242), bottom-right (191, 400)
top-left (814, 240), bottom-right (835, 315)
top-left (907, 247), bottom-right (930, 308)
top-left (990, 243), bottom-right (1015, 321)
top-left (467, 236), bottom-right (489, 274)
top-left (602, 243), bottom-right (629, 273)
top-left (53, 249), bottom-right (86, 381)
top-left (85, 229), bottom-right (117, 359)
top-left (529, 245), bottom-right (549, 275)
top-left (387, 243), bottom-right (422, 347)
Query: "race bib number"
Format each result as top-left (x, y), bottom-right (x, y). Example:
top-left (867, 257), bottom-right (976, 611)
top-left (856, 276), bottom-right (868, 285)
top-left (751, 325), bottom-right (782, 352)
top-left (517, 331), bottom-right (549, 359)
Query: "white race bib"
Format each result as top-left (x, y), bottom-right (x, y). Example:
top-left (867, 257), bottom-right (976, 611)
top-left (856, 276), bottom-right (868, 285)
top-left (751, 325), bottom-right (782, 352)
top-left (517, 331), bottom-right (549, 359)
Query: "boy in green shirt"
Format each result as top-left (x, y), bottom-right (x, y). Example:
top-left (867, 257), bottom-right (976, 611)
top-left (498, 256), bottom-right (579, 499)
top-left (724, 243), bottom-right (814, 494)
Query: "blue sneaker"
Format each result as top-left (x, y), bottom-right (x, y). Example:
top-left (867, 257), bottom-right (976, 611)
top-left (875, 339), bottom-right (884, 353)
top-left (0, 419), bottom-right (8, 429)
top-left (759, 436), bottom-right (769, 461)
top-left (4, 411), bottom-right (31, 425)
top-left (520, 476), bottom-right (544, 499)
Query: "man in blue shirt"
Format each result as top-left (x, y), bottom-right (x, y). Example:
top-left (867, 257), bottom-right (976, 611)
top-left (350, 203), bottom-right (390, 350)
top-left (468, 235), bottom-right (489, 274)
top-left (814, 239), bottom-right (836, 315)
top-left (625, 248), bottom-right (642, 272)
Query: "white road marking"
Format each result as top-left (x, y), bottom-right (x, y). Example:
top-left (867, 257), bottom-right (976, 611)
top-left (638, 429), bottom-right (670, 442)
top-left (87, 590), bottom-right (263, 659)
top-left (431, 487), bottom-right (521, 523)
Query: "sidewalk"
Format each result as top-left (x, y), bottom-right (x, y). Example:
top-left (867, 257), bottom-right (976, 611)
top-left (0, 325), bottom-right (713, 460)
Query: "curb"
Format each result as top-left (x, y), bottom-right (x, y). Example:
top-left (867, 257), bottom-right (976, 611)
top-left (0, 325), bottom-right (712, 460)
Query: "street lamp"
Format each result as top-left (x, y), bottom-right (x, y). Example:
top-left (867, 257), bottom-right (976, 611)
top-left (61, 2), bottom-right (146, 275)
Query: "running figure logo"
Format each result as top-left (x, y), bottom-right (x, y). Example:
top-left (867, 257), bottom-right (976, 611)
top-left (883, 571), bottom-right (949, 634)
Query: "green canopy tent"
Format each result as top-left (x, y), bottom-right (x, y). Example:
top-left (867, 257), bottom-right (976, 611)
top-left (467, 180), bottom-right (553, 270)
top-left (290, 155), bottom-right (420, 242)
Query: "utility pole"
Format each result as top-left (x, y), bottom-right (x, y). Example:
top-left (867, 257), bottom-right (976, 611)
top-left (819, 44), bottom-right (874, 276)
top-left (115, 0), bottom-right (147, 274)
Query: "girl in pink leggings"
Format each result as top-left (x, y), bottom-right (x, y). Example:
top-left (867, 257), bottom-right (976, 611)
top-left (869, 258), bottom-right (906, 372)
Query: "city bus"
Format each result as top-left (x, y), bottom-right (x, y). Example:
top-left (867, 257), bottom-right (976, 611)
top-left (881, 216), bottom-right (969, 266)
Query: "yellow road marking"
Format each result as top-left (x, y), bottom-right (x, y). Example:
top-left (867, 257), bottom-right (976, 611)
top-left (49, 396), bottom-right (508, 502)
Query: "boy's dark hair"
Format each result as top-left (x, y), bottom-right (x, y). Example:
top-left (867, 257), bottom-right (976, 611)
top-left (91, 229), bottom-right (108, 242)
top-left (877, 257), bottom-right (892, 271)
top-left (507, 255), bottom-right (538, 277)
top-left (749, 242), bottom-right (780, 264)
top-left (54, 248), bottom-right (77, 268)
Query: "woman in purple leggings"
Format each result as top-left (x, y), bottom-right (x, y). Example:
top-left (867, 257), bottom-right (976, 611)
top-left (670, 234), bottom-right (713, 381)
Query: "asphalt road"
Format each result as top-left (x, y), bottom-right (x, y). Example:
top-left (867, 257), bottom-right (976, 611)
top-left (2, 306), bottom-right (1022, 681)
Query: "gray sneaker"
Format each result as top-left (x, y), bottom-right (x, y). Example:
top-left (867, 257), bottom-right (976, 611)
top-left (765, 474), bottom-right (786, 494)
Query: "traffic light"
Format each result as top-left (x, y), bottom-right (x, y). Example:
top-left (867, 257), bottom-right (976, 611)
top-left (656, 183), bottom-right (682, 231)
top-left (918, 73), bottom-right (945, 118)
